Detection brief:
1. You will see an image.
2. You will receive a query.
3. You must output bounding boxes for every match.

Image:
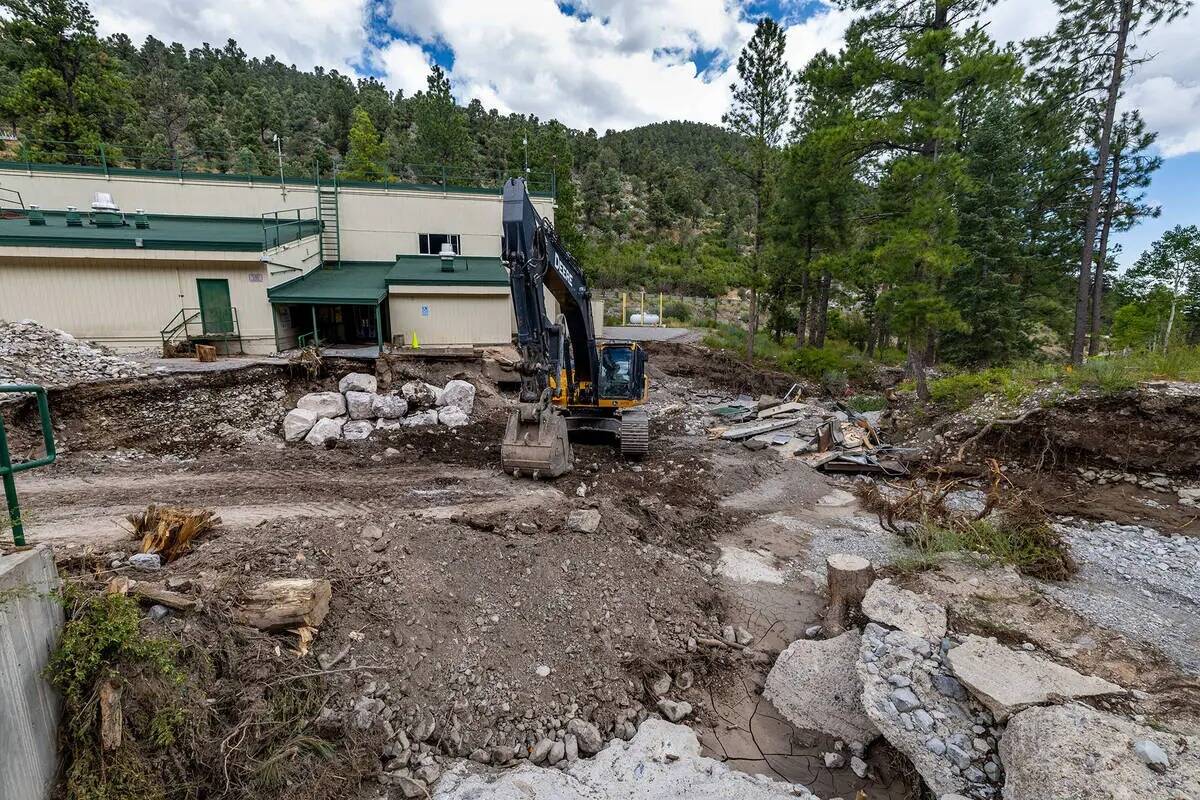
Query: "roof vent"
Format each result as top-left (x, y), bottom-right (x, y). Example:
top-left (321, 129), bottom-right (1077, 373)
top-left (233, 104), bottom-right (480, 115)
top-left (65, 205), bottom-right (82, 226)
top-left (134, 208), bottom-right (150, 229)
top-left (90, 192), bottom-right (125, 228)
top-left (91, 192), bottom-right (119, 212)
top-left (27, 204), bottom-right (45, 226)
top-left (439, 241), bottom-right (456, 272)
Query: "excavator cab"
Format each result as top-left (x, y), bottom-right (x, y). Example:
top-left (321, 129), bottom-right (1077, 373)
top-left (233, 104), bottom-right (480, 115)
top-left (597, 342), bottom-right (647, 403)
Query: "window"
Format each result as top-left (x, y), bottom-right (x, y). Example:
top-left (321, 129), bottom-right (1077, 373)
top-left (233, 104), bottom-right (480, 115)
top-left (419, 233), bottom-right (461, 255)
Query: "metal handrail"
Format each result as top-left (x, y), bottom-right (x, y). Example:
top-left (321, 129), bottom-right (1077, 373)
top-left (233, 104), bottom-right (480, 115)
top-left (160, 307), bottom-right (242, 350)
top-left (262, 206), bottom-right (320, 249)
top-left (0, 384), bottom-right (56, 547)
top-left (0, 186), bottom-right (24, 214)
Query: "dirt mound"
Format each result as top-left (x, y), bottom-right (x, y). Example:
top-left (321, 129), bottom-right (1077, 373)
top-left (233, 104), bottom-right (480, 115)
top-left (644, 341), bottom-right (809, 398)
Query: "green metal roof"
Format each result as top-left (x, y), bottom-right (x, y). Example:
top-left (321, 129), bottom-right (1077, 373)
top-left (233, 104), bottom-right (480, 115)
top-left (268, 263), bottom-right (392, 305)
top-left (0, 210), bottom-right (317, 251)
top-left (386, 255), bottom-right (509, 286)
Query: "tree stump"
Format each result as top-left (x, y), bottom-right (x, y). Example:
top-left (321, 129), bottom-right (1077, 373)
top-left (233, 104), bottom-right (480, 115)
top-left (822, 554), bottom-right (875, 637)
top-left (195, 344), bottom-right (217, 363)
top-left (232, 578), bottom-right (332, 631)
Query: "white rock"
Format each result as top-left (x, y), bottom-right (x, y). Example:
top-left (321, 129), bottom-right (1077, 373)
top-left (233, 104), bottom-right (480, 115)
top-left (432, 719), bottom-right (807, 800)
top-left (862, 579), bottom-right (948, 640)
top-left (282, 408), bottom-right (319, 441)
top-left (376, 419), bottom-right (404, 431)
top-left (566, 509), bottom-right (601, 534)
top-left (343, 420), bottom-right (375, 440)
top-left (305, 417), bottom-right (345, 446)
top-left (338, 372), bottom-right (377, 394)
top-left (657, 699), bottom-right (692, 722)
top-left (345, 390), bottom-right (376, 420)
top-left (946, 635), bottom-right (1124, 721)
top-left (403, 409), bottom-right (439, 427)
top-left (438, 406), bottom-right (470, 428)
top-left (372, 393), bottom-right (408, 419)
top-left (764, 631), bottom-right (878, 744)
top-left (1001, 703), bottom-right (1199, 800)
top-left (296, 391), bottom-right (346, 419)
top-left (437, 379), bottom-right (476, 414)
top-left (401, 381), bottom-right (441, 408)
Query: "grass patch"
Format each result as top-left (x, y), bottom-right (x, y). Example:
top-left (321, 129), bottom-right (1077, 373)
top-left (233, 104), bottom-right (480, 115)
top-left (701, 323), bottom-right (890, 390)
top-left (905, 516), bottom-right (1076, 580)
top-left (846, 393), bottom-right (888, 413)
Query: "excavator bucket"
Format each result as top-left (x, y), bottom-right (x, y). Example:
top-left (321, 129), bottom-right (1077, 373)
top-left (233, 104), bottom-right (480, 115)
top-left (501, 403), bottom-right (572, 478)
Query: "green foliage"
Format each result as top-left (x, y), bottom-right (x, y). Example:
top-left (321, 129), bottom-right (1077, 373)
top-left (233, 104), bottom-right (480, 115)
top-left (846, 393), bottom-right (887, 412)
top-left (340, 106), bottom-right (388, 182)
top-left (927, 368), bottom-right (1036, 411)
top-left (46, 584), bottom-right (177, 709)
top-left (662, 299), bottom-right (692, 322)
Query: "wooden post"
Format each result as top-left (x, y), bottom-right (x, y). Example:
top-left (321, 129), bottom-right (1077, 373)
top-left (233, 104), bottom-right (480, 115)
top-left (99, 680), bottom-right (123, 751)
top-left (822, 554), bottom-right (875, 637)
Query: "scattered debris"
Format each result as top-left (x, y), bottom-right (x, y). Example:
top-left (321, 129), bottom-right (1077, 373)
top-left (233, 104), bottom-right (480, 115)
top-left (0, 318), bottom-right (151, 390)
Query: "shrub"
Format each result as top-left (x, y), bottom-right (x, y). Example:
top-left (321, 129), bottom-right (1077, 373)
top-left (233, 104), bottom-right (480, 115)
top-left (662, 299), bottom-right (692, 323)
top-left (927, 368), bottom-right (1034, 411)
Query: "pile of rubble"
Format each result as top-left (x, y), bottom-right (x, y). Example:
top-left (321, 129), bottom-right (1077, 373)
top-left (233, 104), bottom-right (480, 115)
top-left (0, 318), bottom-right (150, 389)
top-left (283, 372), bottom-right (477, 446)
top-left (764, 566), bottom-right (1200, 800)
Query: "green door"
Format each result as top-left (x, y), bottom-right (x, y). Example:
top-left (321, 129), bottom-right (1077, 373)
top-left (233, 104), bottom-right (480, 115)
top-left (197, 279), bottom-right (234, 335)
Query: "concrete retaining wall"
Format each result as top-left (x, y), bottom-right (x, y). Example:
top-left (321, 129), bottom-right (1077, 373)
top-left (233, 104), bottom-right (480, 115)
top-left (0, 545), bottom-right (63, 800)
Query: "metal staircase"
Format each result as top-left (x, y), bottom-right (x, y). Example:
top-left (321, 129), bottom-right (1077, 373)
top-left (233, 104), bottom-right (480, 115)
top-left (317, 179), bottom-right (341, 267)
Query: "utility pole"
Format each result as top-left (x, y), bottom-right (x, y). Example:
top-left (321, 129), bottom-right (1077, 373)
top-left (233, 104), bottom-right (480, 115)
top-left (273, 134), bottom-right (287, 200)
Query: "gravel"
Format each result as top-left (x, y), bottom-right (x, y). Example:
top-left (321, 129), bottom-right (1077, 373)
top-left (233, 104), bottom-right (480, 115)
top-left (1043, 518), bottom-right (1200, 674)
top-left (0, 318), bottom-right (151, 391)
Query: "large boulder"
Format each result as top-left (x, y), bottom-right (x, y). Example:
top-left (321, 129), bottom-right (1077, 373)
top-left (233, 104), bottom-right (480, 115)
top-left (438, 406), bottom-right (470, 428)
top-left (1000, 703), bottom-right (1200, 800)
top-left (946, 635), bottom-right (1124, 722)
top-left (338, 372), bottom-right (377, 394)
top-left (764, 631), bottom-right (877, 744)
top-left (345, 391), bottom-right (376, 420)
top-left (862, 579), bottom-right (948, 641)
top-left (403, 409), bottom-right (439, 427)
top-left (858, 624), bottom-right (1002, 799)
top-left (438, 379), bottom-right (476, 415)
top-left (432, 718), bottom-right (817, 800)
top-left (305, 417), bottom-right (345, 446)
top-left (372, 393), bottom-right (408, 419)
top-left (282, 408), bottom-right (319, 442)
top-left (401, 380), bottom-right (441, 408)
top-left (297, 391), bottom-right (346, 419)
top-left (343, 420), bottom-right (375, 440)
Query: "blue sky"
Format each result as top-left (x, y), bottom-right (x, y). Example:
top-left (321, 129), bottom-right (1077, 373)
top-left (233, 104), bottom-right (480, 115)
top-left (90, 0), bottom-right (1199, 268)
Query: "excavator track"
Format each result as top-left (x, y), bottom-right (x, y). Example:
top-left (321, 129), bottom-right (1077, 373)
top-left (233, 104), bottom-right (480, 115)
top-left (619, 410), bottom-right (649, 458)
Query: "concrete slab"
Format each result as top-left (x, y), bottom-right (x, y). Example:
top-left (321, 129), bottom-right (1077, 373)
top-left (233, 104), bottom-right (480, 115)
top-left (763, 631), bottom-right (877, 744)
top-left (946, 635), bottom-right (1124, 721)
top-left (0, 545), bottom-right (63, 800)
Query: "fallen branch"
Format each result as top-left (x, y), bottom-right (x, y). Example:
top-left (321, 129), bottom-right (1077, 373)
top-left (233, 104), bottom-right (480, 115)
top-left (106, 576), bottom-right (202, 611)
top-left (954, 408), bottom-right (1040, 463)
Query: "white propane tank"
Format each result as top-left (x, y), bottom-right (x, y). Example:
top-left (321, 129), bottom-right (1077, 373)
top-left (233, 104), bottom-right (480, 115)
top-left (628, 313), bottom-right (660, 325)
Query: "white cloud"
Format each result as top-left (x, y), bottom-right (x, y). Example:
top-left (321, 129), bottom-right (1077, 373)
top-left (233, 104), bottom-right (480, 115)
top-left (91, 0), bottom-right (370, 74)
top-left (373, 38), bottom-right (431, 97)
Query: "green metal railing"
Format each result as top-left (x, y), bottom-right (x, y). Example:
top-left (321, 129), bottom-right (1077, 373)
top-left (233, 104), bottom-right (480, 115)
top-left (1, 385), bottom-right (56, 547)
top-left (0, 137), bottom-right (558, 196)
top-left (160, 307), bottom-right (242, 352)
top-left (262, 206), bottom-right (321, 249)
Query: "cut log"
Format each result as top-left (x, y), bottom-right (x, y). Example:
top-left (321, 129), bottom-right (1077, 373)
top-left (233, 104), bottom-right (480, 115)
top-left (99, 679), bottom-right (123, 751)
top-left (232, 578), bottom-right (332, 631)
top-left (822, 554), bottom-right (875, 637)
top-left (106, 577), bottom-right (202, 611)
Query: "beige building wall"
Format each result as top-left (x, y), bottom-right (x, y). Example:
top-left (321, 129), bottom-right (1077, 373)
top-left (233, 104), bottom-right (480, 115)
top-left (263, 235), bottom-right (321, 288)
top-left (0, 169), bottom-right (554, 262)
top-left (0, 255), bottom-right (277, 354)
top-left (388, 285), bottom-right (511, 346)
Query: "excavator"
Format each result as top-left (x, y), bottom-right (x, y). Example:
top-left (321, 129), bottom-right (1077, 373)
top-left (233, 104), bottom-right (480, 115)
top-left (500, 177), bottom-right (649, 478)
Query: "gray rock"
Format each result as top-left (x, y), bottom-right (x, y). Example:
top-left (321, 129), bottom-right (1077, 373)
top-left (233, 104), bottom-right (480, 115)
top-left (148, 604), bottom-right (170, 621)
top-left (890, 687), bottom-right (921, 713)
top-left (566, 509), bottom-right (601, 534)
top-left (437, 379), bottom-right (476, 414)
top-left (912, 709), bottom-right (934, 733)
top-left (547, 740), bottom-right (565, 765)
top-left (850, 755), bottom-right (867, 778)
top-left (438, 406), bottom-right (470, 428)
top-left (304, 416), bottom-right (345, 446)
top-left (372, 393), bottom-right (408, 419)
top-left (566, 718), bottom-right (603, 754)
top-left (1135, 739), bottom-right (1170, 772)
top-left (931, 674), bottom-right (968, 701)
top-left (530, 738), bottom-right (553, 764)
top-left (343, 420), bottom-right (375, 440)
top-left (657, 699), bottom-right (692, 722)
top-left (282, 407), bottom-right (319, 441)
top-left (947, 635), bottom-right (1124, 721)
top-left (128, 552), bottom-right (162, 571)
top-left (734, 626), bottom-right (754, 645)
top-left (763, 631), bottom-right (878, 744)
top-left (397, 776), bottom-right (426, 798)
top-left (431, 719), bottom-right (806, 799)
top-left (297, 391), bottom-right (346, 419)
top-left (862, 579), bottom-right (948, 640)
top-left (925, 737), bottom-right (946, 755)
top-left (338, 372), bottom-right (377, 394)
top-left (823, 751), bottom-right (845, 769)
top-left (945, 744), bottom-right (972, 770)
top-left (401, 380), bottom-right (441, 408)
top-left (403, 409), bottom-right (439, 427)
top-left (345, 390), bottom-right (375, 420)
top-left (563, 734), bottom-right (578, 763)
top-left (1002, 704), bottom-right (1200, 800)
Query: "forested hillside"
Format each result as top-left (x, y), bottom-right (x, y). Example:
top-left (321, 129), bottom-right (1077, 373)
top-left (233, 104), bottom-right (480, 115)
top-left (1, 0), bottom-right (1197, 389)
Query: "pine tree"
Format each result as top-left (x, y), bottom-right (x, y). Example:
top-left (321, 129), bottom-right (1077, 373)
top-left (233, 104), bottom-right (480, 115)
top-left (723, 17), bottom-right (793, 363)
top-left (341, 106), bottom-right (388, 182)
top-left (407, 65), bottom-right (475, 174)
top-left (1029, 0), bottom-right (1191, 363)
